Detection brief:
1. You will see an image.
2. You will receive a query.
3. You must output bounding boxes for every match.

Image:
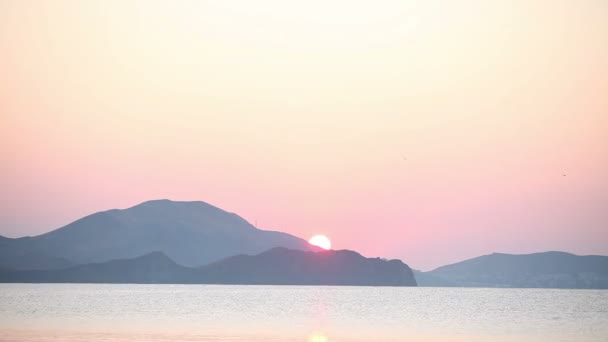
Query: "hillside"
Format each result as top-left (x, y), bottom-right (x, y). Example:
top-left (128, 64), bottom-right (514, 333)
top-left (0, 248), bottom-right (418, 286)
top-left (415, 251), bottom-right (608, 289)
top-left (199, 247), bottom-right (417, 286)
top-left (0, 199), bottom-right (312, 269)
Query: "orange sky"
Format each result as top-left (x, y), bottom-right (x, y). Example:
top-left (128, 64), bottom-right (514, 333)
top-left (1, 0), bottom-right (607, 269)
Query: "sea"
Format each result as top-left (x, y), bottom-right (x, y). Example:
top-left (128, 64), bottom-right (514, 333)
top-left (0, 284), bottom-right (606, 341)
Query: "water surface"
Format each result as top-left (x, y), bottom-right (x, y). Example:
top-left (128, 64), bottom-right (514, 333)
top-left (0, 284), bottom-right (606, 341)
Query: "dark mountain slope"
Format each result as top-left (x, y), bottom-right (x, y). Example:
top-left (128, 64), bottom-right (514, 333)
top-left (0, 252), bottom-right (196, 283)
top-left (198, 247), bottom-right (417, 286)
top-left (0, 248), bottom-right (418, 286)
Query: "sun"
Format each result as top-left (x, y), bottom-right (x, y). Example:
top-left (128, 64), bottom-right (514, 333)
top-left (308, 235), bottom-right (331, 250)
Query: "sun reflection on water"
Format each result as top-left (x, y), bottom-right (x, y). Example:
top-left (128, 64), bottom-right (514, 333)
top-left (308, 332), bottom-right (329, 342)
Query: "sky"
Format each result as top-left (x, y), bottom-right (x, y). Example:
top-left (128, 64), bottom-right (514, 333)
top-left (1, 0), bottom-right (607, 270)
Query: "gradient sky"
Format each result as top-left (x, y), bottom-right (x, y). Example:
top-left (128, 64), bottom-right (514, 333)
top-left (1, 0), bottom-right (607, 270)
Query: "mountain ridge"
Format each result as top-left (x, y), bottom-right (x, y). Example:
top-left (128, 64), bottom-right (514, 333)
top-left (0, 248), bottom-right (418, 286)
top-left (416, 251), bottom-right (608, 289)
top-left (0, 199), bottom-right (313, 269)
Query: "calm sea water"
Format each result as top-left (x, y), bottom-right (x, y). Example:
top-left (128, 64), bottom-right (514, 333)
top-left (0, 284), bottom-right (606, 341)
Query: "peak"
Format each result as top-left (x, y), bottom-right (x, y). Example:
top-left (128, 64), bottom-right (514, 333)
top-left (141, 251), bottom-right (169, 257)
top-left (134, 199), bottom-right (208, 207)
top-left (487, 251), bottom-right (577, 258)
top-left (142, 199), bottom-right (173, 204)
top-left (123, 199), bottom-right (246, 223)
top-left (130, 251), bottom-right (176, 264)
top-left (132, 251), bottom-right (171, 259)
top-left (538, 251), bottom-right (576, 256)
top-left (126, 199), bottom-right (226, 212)
top-left (333, 249), bottom-right (364, 258)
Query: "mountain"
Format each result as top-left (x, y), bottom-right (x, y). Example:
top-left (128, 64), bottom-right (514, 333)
top-left (0, 199), bottom-right (313, 269)
top-left (198, 247), bottom-right (417, 286)
top-left (415, 251), bottom-right (608, 289)
top-left (0, 248), bottom-right (418, 286)
top-left (0, 252), bottom-right (195, 283)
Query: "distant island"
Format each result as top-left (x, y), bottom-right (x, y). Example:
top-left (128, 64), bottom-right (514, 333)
top-left (1, 199), bottom-right (606, 288)
top-left (0, 247), bottom-right (417, 286)
top-left (415, 251), bottom-right (608, 289)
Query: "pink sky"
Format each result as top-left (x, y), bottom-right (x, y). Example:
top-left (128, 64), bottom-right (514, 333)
top-left (1, 1), bottom-right (607, 270)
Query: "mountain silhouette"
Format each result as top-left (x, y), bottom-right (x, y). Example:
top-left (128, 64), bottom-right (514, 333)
top-left (415, 251), bottom-right (608, 289)
top-left (198, 247), bottom-right (417, 286)
top-left (0, 251), bottom-right (194, 283)
top-left (0, 248), bottom-right (418, 286)
top-left (0, 200), bottom-right (312, 269)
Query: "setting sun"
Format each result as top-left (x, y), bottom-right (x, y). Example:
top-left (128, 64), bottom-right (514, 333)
top-left (308, 235), bottom-right (331, 250)
top-left (0, 0), bottom-right (606, 341)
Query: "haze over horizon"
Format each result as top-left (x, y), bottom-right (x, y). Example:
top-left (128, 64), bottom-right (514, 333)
top-left (1, 0), bottom-right (607, 270)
